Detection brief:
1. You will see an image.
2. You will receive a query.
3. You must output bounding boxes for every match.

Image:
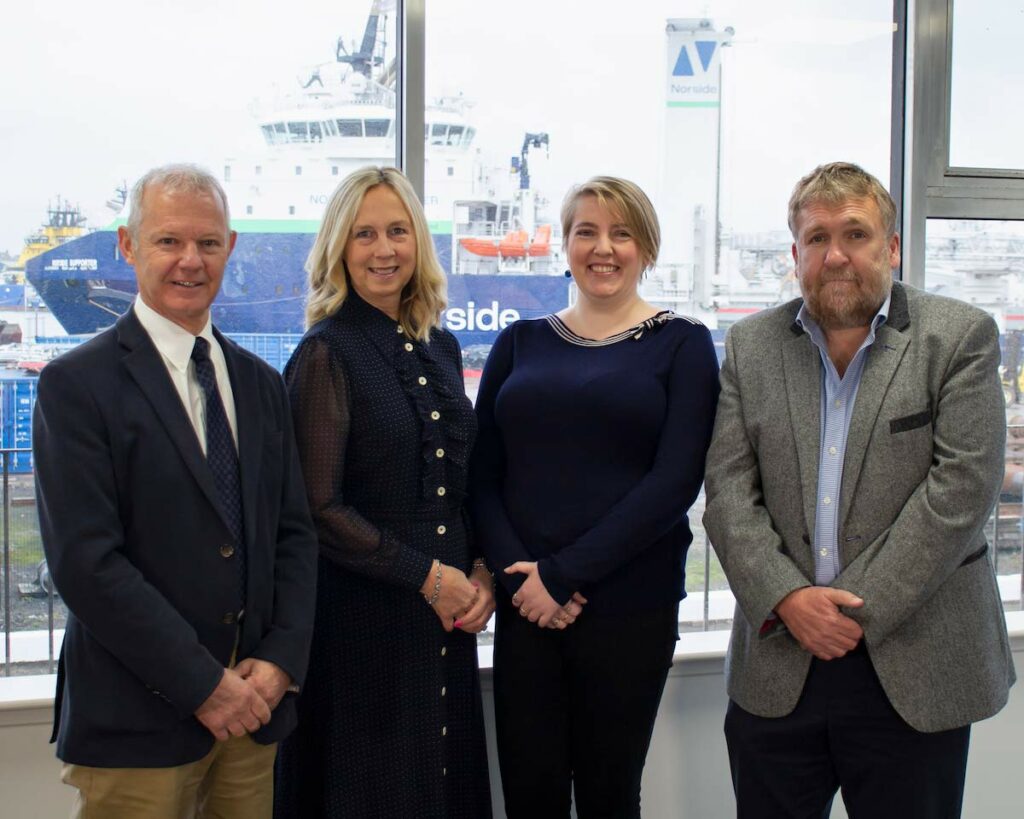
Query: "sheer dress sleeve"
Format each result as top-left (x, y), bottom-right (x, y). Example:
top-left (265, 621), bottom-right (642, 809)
top-left (285, 334), bottom-right (433, 591)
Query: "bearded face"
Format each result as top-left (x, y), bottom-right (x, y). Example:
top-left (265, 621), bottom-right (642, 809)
top-left (792, 197), bottom-right (900, 330)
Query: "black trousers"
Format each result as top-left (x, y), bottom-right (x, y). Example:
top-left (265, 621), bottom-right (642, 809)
top-left (724, 644), bottom-right (971, 819)
top-left (492, 591), bottom-right (679, 819)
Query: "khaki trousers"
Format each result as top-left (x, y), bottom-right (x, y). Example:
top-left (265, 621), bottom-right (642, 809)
top-left (61, 734), bottom-right (277, 819)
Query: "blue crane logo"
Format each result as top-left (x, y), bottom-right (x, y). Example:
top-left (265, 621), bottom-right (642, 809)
top-left (673, 41), bottom-right (718, 76)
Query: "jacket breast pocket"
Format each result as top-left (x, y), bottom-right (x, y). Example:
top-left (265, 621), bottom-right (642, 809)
top-left (889, 410), bottom-right (931, 434)
top-left (885, 409), bottom-right (933, 474)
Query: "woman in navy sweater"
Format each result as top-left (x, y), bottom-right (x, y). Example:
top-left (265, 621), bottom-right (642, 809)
top-left (471, 176), bottom-right (720, 818)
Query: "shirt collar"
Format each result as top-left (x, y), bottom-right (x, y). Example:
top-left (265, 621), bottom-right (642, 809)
top-left (795, 291), bottom-right (891, 349)
top-left (133, 296), bottom-right (215, 373)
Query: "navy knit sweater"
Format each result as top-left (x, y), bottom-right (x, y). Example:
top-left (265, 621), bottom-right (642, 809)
top-left (470, 312), bottom-right (720, 615)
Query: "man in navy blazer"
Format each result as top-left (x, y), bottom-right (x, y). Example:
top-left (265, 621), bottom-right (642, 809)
top-left (33, 164), bottom-right (318, 817)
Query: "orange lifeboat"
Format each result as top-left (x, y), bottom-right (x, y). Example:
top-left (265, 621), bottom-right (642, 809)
top-left (528, 224), bottom-right (552, 257)
top-left (498, 230), bottom-right (529, 258)
top-left (459, 237), bottom-right (500, 257)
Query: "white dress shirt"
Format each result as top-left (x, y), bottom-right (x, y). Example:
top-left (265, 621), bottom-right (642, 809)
top-left (133, 297), bottom-right (238, 453)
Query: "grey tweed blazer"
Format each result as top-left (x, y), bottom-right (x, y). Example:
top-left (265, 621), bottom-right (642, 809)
top-left (703, 282), bottom-right (1016, 732)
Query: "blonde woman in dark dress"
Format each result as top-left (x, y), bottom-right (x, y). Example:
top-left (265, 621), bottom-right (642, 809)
top-left (274, 167), bottom-right (494, 818)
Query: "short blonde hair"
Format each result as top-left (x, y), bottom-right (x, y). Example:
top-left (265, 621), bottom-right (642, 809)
top-left (560, 176), bottom-right (660, 272)
top-left (788, 162), bottom-right (897, 239)
top-left (305, 166), bottom-right (447, 341)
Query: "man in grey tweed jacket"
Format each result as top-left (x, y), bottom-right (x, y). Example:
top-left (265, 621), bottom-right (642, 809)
top-left (703, 162), bottom-right (1015, 818)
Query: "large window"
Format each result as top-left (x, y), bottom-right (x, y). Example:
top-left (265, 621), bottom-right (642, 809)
top-left (4, 0), bottom-right (1023, 677)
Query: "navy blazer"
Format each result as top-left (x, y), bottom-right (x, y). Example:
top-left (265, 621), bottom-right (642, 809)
top-left (33, 309), bottom-right (318, 767)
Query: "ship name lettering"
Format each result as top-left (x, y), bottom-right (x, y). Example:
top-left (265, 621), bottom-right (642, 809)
top-left (443, 301), bottom-right (520, 332)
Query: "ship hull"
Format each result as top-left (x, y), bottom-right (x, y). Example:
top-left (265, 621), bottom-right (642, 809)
top-left (25, 230), bottom-right (572, 346)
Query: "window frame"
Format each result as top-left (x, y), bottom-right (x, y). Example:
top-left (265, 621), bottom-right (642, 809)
top-left (903, 0), bottom-right (1024, 287)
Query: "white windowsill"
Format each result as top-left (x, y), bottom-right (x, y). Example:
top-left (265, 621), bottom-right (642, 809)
top-left (3, 612), bottom-right (1021, 720)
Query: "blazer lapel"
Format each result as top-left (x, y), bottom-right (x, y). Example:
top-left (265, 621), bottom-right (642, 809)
top-left (117, 312), bottom-right (224, 519)
top-left (218, 331), bottom-right (263, 552)
top-left (781, 325), bottom-right (822, 542)
top-left (839, 322), bottom-right (910, 528)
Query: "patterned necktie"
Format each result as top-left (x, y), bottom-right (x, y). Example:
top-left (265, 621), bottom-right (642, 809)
top-left (191, 336), bottom-right (245, 606)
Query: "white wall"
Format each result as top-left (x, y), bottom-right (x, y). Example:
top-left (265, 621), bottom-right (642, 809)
top-left (2, 618), bottom-right (1022, 818)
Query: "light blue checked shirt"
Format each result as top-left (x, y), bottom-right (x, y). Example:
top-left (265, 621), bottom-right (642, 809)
top-left (795, 294), bottom-right (891, 585)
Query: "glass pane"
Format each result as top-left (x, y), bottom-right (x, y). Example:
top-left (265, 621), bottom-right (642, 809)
top-left (0, 1), bottom-right (398, 675)
top-left (926, 217), bottom-right (1024, 612)
top-left (949, 1), bottom-right (1024, 170)
top-left (428, 1), bottom-right (895, 632)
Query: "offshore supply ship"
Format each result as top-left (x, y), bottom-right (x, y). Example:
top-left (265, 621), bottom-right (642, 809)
top-left (24, 0), bottom-right (570, 349)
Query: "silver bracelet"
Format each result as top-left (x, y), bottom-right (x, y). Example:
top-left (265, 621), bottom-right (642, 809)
top-left (425, 559), bottom-right (442, 606)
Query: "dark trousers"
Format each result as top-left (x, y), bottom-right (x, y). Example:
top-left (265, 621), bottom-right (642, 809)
top-left (724, 644), bottom-right (971, 819)
top-left (492, 591), bottom-right (678, 819)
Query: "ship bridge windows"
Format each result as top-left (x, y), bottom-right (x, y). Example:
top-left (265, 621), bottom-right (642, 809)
top-left (447, 125), bottom-right (464, 146)
top-left (322, 120), bottom-right (337, 137)
top-left (337, 119), bottom-right (363, 137)
top-left (430, 123), bottom-right (448, 145)
top-left (365, 119), bottom-right (390, 137)
top-left (287, 122), bottom-right (309, 143)
top-left (308, 122), bottom-right (323, 142)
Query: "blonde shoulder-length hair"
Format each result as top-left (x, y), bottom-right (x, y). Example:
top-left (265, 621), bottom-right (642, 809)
top-left (305, 166), bottom-right (447, 341)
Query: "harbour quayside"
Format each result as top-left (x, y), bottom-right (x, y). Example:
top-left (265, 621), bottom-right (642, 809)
top-left (30, 11), bottom-right (1020, 360)
top-left (25, 0), bottom-right (573, 350)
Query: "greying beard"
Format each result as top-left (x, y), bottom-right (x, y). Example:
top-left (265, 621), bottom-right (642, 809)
top-left (804, 270), bottom-right (892, 330)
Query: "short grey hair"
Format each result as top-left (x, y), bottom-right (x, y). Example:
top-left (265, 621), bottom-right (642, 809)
top-left (788, 161), bottom-right (898, 240)
top-left (127, 163), bottom-right (230, 240)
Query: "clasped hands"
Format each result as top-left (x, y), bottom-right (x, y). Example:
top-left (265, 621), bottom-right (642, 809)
top-left (194, 658), bottom-right (291, 741)
top-left (775, 586), bottom-right (865, 661)
top-left (421, 561), bottom-right (497, 633)
top-left (506, 561), bottom-right (587, 631)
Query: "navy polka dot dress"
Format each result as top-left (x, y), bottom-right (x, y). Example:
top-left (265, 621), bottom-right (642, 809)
top-left (274, 292), bottom-right (492, 818)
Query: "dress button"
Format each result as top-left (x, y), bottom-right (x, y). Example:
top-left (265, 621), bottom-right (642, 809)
top-left (828, 446), bottom-right (837, 456)
top-left (404, 342), bottom-right (414, 352)
top-left (442, 726), bottom-right (447, 736)
top-left (396, 325), bottom-right (404, 334)
top-left (222, 612), bottom-right (237, 625)
top-left (220, 544), bottom-right (235, 558)
top-left (437, 525), bottom-right (447, 535)
top-left (822, 496), bottom-right (831, 505)
top-left (435, 448), bottom-right (444, 458)
top-left (441, 686), bottom-right (447, 697)
top-left (418, 376), bottom-right (427, 386)
top-left (441, 647), bottom-right (447, 656)
top-left (437, 486), bottom-right (446, 497)
top-left (443, 767), bottom-right (447, 776)
top-left (430, 410), bottom-right (440, 420)
top-left (820, 548), bottom-right (828, 557)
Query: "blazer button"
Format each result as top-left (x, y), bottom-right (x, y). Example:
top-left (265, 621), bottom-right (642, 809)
top-left (222, 612), bottom-right (237, 625)
top-left (220, 544), bottom-right (235, 558)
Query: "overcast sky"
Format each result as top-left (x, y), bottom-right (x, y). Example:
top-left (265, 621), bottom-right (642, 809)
top-left (3, 0), bottom-right (1003, 255)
